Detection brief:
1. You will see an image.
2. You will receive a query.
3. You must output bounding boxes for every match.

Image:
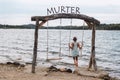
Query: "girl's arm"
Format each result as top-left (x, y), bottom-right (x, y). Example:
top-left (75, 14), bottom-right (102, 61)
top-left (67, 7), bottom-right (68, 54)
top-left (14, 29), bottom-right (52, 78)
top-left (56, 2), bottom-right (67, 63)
top-left (69, 43), bottom-right (73, 49)
top-left (77, 43), bottom-right (82, 49)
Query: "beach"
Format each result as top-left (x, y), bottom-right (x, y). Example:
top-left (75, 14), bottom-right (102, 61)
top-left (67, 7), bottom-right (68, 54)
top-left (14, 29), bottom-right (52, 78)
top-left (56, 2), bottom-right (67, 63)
top-left (0, 63), bottom-right (118, 80)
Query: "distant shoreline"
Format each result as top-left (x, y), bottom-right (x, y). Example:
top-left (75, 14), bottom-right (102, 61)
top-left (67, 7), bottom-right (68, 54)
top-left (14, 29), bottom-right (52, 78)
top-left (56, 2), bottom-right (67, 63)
top-left (0, 23), bottom-right (120, 30)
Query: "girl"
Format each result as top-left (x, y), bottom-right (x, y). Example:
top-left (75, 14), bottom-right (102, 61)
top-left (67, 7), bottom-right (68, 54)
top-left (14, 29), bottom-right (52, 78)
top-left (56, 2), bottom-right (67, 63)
top-left (69, 37), bottom-right (82, 69)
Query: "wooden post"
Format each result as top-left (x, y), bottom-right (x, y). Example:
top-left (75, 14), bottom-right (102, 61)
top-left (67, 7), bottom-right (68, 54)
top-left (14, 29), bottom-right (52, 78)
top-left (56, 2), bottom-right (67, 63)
top-left (92, 25), bottom-right (97, 71)
top-left (88, 25), bottom-right (97, 71)
top-left (32, 19), bottom-right (39, 73)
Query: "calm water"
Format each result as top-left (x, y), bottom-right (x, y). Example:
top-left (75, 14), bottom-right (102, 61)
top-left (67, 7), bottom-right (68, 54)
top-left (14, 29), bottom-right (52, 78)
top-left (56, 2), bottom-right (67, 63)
top-left (0, 29), bottom-right (120, 78)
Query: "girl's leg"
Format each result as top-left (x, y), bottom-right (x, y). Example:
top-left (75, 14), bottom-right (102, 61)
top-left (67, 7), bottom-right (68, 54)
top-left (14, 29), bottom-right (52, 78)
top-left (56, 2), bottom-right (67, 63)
top-left (75, 56), bottom-right (78, 67)
top-left (73, 57), bottom-right (76, 67)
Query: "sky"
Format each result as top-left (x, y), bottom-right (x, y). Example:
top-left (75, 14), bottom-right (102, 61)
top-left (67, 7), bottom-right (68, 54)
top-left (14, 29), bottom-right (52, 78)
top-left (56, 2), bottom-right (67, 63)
top-left (0, 0), bottom-right (120, 25)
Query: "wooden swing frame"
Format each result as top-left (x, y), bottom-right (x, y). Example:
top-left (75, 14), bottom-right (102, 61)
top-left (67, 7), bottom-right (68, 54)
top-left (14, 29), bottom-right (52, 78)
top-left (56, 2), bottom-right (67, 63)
top-left (31, 13), bottom-right (100, 73)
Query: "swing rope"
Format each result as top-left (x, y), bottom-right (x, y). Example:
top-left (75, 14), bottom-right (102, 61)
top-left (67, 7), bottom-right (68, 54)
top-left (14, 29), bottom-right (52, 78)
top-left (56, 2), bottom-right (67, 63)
top-left (46, 11), bottom-right (49, 60)
top-left (59, 19), bottom-right (62, 58)
top-left (69, 19), bottom-right (72, 56)
top-left (80, 21), bottom-right (85, 57)
top-left (46, 20), bottom-right (49, 60)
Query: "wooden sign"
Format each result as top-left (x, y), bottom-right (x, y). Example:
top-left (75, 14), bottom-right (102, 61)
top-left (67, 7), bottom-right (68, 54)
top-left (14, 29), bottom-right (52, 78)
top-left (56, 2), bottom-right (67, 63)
top-left (47, 6), bottom-right (80, 15)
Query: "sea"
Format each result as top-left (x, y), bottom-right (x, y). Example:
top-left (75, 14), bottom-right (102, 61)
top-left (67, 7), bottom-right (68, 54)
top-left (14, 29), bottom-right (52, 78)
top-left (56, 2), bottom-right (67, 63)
top-left (0, 29), bottom-right (120, 78)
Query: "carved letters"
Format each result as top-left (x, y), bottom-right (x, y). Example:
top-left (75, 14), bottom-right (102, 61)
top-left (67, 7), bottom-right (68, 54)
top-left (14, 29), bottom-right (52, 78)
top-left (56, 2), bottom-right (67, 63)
top-left (47, 6), bottom-right (80, 15)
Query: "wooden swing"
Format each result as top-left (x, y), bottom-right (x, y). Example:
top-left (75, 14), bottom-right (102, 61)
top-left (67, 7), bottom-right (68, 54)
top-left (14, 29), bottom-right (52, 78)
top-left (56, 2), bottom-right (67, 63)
top-left (31, 13), bottom-right (100, 73)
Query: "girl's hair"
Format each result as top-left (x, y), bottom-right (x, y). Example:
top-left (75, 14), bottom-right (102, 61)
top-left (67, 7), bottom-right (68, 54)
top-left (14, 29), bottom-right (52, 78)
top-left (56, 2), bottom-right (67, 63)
top-left (73, 37), bottom-right (77, 42)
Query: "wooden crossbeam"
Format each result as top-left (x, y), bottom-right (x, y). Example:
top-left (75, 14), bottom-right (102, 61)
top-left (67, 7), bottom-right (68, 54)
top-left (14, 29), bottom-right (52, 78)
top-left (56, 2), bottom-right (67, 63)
top-left (31, 13), bottom-right (100, 26)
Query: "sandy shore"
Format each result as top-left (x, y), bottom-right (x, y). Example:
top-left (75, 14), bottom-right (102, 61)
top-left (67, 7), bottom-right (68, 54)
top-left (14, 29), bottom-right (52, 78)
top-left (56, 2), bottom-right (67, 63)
top-left (0, 64), bottom-right (118, 80)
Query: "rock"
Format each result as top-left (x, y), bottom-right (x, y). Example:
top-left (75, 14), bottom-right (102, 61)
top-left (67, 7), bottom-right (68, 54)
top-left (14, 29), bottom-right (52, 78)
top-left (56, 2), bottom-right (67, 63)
top-left (6, 61), bottom-right (26, 67)
top-left (98, 72), bottom-right (109, 79)
top-left (6, 62), bottom-right (13, 65)
top-left (59, 68), bottom-right (67, 72)
top-left (103, 76), bottom-right (110, 80)
top-left (13, 62), bottom-right (21, 66)
top-left (66, 69), bottom-right (72, 73)
top-left (48, 66), bottom-right (72, 73)
top-left (48, 66), bottom-right (58, 72)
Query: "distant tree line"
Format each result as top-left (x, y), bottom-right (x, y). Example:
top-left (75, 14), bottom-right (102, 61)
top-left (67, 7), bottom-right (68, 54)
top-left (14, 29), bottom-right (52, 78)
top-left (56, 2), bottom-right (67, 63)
top-left (0, 23), bottom-right (120, 30)
top-left (41, 25), bottom-right (89, 30)
top-left (96, 24), bottom-right (120, 30)
top-left (0, 24), bottom-right (35, 29)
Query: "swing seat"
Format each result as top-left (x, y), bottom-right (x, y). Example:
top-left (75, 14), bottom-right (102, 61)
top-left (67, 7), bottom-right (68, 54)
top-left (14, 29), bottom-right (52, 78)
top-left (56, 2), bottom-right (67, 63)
top-left (46, 57), bottom-right (62, 61)
top-left (68, 55), bottom-right (73, 57)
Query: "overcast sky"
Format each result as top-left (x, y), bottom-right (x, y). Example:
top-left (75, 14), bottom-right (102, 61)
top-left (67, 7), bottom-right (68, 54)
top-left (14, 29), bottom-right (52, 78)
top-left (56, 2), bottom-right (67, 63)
top-left (0, 0), bottom-right (120, 25)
